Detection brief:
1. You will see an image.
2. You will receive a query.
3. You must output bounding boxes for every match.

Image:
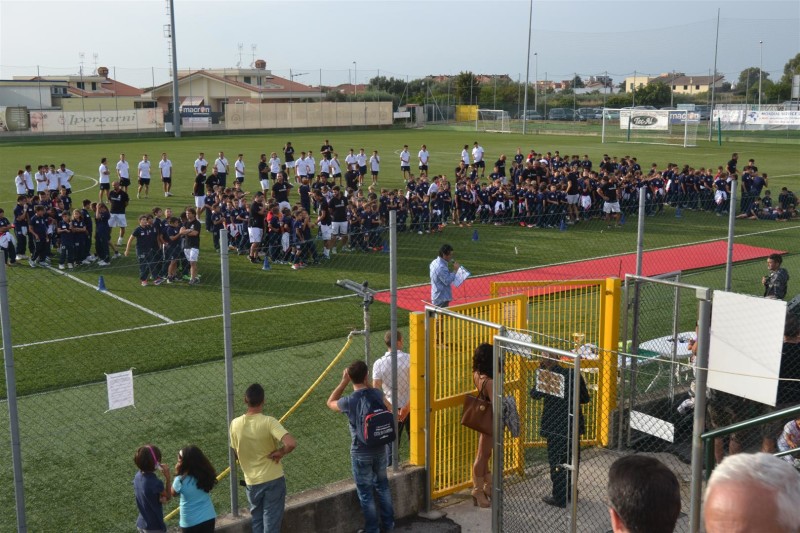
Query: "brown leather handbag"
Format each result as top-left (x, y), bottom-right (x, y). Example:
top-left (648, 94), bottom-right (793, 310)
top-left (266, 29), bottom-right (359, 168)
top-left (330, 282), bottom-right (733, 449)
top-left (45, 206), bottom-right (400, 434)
top-left (461, 379), bottom-right (492, 435)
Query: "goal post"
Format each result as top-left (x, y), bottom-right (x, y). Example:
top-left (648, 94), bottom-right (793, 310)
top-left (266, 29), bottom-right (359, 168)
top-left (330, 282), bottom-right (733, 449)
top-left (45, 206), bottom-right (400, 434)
top-left (601, 108), bottom-right (700, 147)
top-left (476, 109), bottom-right (511, 133)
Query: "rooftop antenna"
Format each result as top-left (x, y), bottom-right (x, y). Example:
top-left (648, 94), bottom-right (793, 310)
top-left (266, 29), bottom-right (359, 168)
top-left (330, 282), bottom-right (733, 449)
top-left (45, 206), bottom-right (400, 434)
top-left (250, 44), bottom-right (257, 67)
top-left (79, 52), bottom-right (85, 77)
top-left (236, 43), bottom-right (243, 68)
top-left (92, 53), bottom-right (99, 75)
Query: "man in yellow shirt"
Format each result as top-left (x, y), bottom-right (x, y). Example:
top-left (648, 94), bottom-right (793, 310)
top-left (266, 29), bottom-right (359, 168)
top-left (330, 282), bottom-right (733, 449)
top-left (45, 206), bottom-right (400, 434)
top-left (230, 383), bottom-right (297, 533)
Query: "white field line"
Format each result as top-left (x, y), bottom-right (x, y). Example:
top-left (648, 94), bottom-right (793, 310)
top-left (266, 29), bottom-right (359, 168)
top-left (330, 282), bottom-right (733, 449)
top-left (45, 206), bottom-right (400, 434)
top-left (771, 174), bottom-right (800, 179)
top-left (71, 174), bottom-right (99, 194)
top-left (45, 266), bottom-right (174, 323)
top-left (6, 293), bottom-right (356, 350)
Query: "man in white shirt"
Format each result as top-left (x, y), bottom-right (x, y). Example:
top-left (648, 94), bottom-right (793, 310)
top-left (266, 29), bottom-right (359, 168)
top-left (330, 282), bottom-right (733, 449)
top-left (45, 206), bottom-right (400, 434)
top-left (98, 157), bottom-right (111, 202)
top-left (344, 149), bottom-right (358, 174)
top-left (472, 142), bottom-right (485, 178)
top-left (23, 165), bottom-right (34, 196)
top-left (46, 165), bottom-right (59, 197)
top-left (400, 145), bottom-right (411, 180)
top-left (116, 153), bottom-right (130, 191)
top-left (418, 144), bottom-right (430, 176)
top-left (214, 151), bottom-right (229, 187)
top-left (159, 152), bottom-right (173, 197)
top-left (461, 145), bottom-right (470, 166)
top-left (372, 330), bottom-right (411, 465)
top-left (306, 151), bottom-right (316, 182)
top-left (356, 148), bottom-right (368, 188)
top-left (369, 150), bottom-right (380, 185)
top-left (34, 165), bottom-right (47, 194)
top-left (295, 152), bottom-right (308, 184)
top-left (15, 170), bottom-right (27, 196)
top-left (194, 152), bottom-right (208, 176)
top-left (57, 163), bottom-right (74, 193)
top-left (137, 154), bottom-right (151, 199)
top-left (234, 153), bottom-right (246, 184)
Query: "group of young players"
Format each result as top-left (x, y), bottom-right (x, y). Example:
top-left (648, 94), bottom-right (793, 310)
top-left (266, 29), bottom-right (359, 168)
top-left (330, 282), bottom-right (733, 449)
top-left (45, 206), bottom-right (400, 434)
top-left (3, 138), bottom-right (791, 282)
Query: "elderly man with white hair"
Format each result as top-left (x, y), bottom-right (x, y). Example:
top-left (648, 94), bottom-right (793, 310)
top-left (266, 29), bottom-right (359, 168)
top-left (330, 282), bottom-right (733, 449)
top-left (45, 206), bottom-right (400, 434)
top-left (704, 452), bottom-right (800, 533)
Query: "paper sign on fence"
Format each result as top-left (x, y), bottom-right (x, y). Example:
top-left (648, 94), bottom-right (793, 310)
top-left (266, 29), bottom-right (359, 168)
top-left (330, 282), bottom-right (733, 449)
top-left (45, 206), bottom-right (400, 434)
top-left (535, 369), bottom-right (565, 398)
top-left (453, 266), bottom-right (470, 288)
top-left (106, 370), bottom-right (135, 411)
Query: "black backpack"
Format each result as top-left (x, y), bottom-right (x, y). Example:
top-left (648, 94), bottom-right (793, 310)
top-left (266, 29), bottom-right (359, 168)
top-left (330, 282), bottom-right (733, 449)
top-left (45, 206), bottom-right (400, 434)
top-left (354, 389), bottom-right (396, 447)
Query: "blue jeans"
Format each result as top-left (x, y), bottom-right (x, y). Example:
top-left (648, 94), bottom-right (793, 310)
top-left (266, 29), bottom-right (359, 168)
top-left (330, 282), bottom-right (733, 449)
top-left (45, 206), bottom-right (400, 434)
top-left (246, 476), bottom-right (286, 533)
top-left (351, 453), bottom-right (394, 533)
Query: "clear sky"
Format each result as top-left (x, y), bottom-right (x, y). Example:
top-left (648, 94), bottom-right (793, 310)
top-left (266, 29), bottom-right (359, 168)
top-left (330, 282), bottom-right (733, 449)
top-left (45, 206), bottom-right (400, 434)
top-left (1, 0), bottom-right (798, 88)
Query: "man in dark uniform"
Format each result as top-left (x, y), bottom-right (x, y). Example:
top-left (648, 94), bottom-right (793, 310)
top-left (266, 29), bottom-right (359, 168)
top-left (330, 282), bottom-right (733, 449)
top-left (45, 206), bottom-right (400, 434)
top-left (530, 353), bottom-right (590, 508)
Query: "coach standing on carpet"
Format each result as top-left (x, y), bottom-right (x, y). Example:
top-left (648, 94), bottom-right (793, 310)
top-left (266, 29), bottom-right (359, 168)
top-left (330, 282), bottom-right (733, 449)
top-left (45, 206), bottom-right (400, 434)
top-left (430, 244), bottom-right (459, 308)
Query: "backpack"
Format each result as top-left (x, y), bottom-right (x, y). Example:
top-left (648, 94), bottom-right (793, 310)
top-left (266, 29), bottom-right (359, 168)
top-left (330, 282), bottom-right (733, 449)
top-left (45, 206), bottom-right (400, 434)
top-left (354, 389), bottom-right (396, 447)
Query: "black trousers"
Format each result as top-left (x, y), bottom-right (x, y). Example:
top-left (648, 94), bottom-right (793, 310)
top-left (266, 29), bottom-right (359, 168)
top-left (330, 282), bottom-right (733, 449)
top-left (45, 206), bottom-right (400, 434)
top-left (545, 434), bottom-right (579, 504)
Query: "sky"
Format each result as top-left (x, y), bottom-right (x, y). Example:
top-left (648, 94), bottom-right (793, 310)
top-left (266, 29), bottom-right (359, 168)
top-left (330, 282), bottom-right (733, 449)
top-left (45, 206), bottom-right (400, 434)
top-left (1, 0), bottom-right (798, 89)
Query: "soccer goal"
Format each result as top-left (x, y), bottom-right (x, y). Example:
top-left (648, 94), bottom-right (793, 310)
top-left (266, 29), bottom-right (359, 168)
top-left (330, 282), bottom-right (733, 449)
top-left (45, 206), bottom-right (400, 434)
top-left (476, 109), bottom-right (511, 133)
top-left (601, 108), bottom-right (700, 147)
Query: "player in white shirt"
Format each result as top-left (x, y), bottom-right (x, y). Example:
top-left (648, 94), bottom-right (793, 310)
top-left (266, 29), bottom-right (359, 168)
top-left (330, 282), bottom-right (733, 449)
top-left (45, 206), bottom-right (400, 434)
top-left (461, 145), bottom-right (470, 166)
top-left (23, 165), bottom-right (34, 195)
top-left (34, 166), bottom-right (47, 194)
top-left (116, 153), bottom-right (130, 191)
top-left (234, 153), bottom-right (245, 184)
top-left (193, 152), bottom-right (208, 175)
top-left (295, 153), bottom-right (308, 183)
top-left (214, 151), bottom-right (229, 187)
top-left (57, 163), bottom-right (74, 192)
top-left (306, 151), bottom-right (316, 180)
top-left (98, 157), bottom-right (111, 202)
top-left (369, 150), bottom-right (380, 185)
top-left (15, 170), bottom-right (27, 195)
top-left (137, 154), bottom-right (151, 199)
top-left (46, 165), bottom-right (59, 195)
top-left (472, 142), bottom-right (485, 178)
top-left (268, 152), bottom-right (281, 179)
top-left (418, 144), bottom-right (430, 175)
top-left (356, 148), bottom-right (367, 187)
top-left (344, 149), bottom-right (358, 174)
top-left (400, 145), bottom-right (411, 179)
top-left (330, 154), bottom-right (343, 186)
top-left (320, 157), bottom-right (331, 182)
top-left (158, 152), bottom-right (173, 197)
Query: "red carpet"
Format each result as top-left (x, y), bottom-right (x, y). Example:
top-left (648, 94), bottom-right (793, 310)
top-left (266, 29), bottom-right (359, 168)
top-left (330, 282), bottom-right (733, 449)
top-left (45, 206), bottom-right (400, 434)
top-left (376, 242), bottom-right (782, 312)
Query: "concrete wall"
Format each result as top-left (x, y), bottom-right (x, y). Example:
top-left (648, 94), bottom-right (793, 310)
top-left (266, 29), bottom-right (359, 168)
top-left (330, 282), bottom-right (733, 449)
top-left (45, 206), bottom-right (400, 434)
top-left (214, 466), bottom-right (425, 533)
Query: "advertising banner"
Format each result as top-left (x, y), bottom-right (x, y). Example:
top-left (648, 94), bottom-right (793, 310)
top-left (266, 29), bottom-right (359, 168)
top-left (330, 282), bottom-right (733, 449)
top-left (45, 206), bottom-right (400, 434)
top-left (620, 109), bottom-right (669, 130)
top-left (29, 108), bottom-right (164, 133)
top-left (744, 110), bottom-right (800, 126)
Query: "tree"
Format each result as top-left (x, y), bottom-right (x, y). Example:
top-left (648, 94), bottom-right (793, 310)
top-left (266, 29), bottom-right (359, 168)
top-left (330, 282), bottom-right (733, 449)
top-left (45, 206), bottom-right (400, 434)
top-left (367, 76), bottom-right (407, 97)
top-left (736, 67), bottom-right (769, 95)
top-left (633, 82), bottom-right (670, 107)
top-left (606, 94), bottom-right (633, 108)
top-left (572, 75), bottom-right (585, 89)
top-left (781, 52), bottom-right (800, 85)
top-left (454, 71), bottom-right (481, 105)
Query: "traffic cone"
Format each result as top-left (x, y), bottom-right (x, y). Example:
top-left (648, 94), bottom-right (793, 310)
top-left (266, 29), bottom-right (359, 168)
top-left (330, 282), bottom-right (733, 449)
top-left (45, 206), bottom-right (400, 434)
top-left (620, 213), bottom-right (626, 225)
top-left (262, 256), bottom-right (271, 271)
top-left (472, 229), bottom-right (479, 242)
top-left (675, 207), bottom-right (683, 218)
top-left (97, 275), bottom-right (107, 291)
top-left (559, 218), bottom-right (567, 231)
top-left (381, 241), bottom-right (390, 253)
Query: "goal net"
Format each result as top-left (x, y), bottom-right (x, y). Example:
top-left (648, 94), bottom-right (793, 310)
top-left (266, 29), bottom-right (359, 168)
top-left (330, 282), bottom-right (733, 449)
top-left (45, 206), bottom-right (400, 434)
top-left (476, 109), bottom-right (511, 133)
top-left (601, 108), bottom-right (700, 147)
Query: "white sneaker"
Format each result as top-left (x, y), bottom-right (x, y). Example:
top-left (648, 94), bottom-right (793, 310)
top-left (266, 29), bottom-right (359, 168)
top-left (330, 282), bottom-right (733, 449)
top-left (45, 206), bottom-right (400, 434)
top-left (97, 260), bottom-right (109, 266)
top-left (113, 252), bottom-right (122, 259)
top-left (81, 259), bottom-right (92, 265)
top-left (165, 192), bottom-right (169, 197)
top-left (331, 247), bottom-right (337, 255)
top-left (58, 264), bottom-right (65, 270)
top-left (86, 255), bottom-right (96, 262)
top-left (117, 238), bottom-right (124, 246)
top-left (67, 263), bottom-right (74, 269)
top-left (15, 254), bottom-right (25, 261)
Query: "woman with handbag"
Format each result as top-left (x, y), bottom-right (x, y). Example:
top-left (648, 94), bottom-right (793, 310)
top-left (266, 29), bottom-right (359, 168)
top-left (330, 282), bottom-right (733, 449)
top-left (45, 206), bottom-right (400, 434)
top-left (469, 343), bottom-right (494, 508)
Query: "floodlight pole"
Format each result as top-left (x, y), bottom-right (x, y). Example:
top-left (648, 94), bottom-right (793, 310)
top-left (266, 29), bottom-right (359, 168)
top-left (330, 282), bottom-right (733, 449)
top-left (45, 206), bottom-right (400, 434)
top-left (168, 0), bottom-right (181, 137)
top-left (758, 40), bottom-right (763, 108)
top-left (522, 0), bottom-right (533, 134)
top-left (709, 8), bottom-right (720, 141)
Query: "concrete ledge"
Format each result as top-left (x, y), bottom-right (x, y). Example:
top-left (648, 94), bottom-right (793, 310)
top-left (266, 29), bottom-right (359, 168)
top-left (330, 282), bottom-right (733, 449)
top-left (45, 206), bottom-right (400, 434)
top-left (214, 465), bottom-right (425, 533)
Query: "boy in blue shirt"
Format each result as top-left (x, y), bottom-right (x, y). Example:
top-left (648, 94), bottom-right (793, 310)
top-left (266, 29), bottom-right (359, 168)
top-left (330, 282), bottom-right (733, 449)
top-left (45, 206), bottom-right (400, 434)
top-left (125, 215), bottom-right (163, 286)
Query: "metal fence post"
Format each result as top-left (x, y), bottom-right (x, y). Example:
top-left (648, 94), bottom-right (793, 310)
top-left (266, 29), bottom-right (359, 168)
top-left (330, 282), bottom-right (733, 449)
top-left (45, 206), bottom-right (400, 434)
top-left (689, 295), bottom-right (712, 533)
top-left (491, 329), bottom-right (507, 533)
top-left (219, 230), bottom-right (239, 516)
top-left (725, 183), bottom-right (737, 291)
top-left (569, 350), bottom-right (582, 533)
top-left (0, 254), bottom-right (27, 532)
top-left (389, 211), bottom-right (400, 470)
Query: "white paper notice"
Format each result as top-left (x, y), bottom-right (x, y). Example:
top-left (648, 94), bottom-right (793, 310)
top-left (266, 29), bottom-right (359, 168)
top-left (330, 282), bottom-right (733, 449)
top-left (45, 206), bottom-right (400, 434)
top-left (106, 370), bottom-right (135, 411)
top-left (453, 266), bottom-right (470, 288)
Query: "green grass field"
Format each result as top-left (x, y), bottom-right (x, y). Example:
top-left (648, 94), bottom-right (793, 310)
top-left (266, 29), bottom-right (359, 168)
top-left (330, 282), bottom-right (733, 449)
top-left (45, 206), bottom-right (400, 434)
top-left (0, 128), bottom-right (798, 531)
